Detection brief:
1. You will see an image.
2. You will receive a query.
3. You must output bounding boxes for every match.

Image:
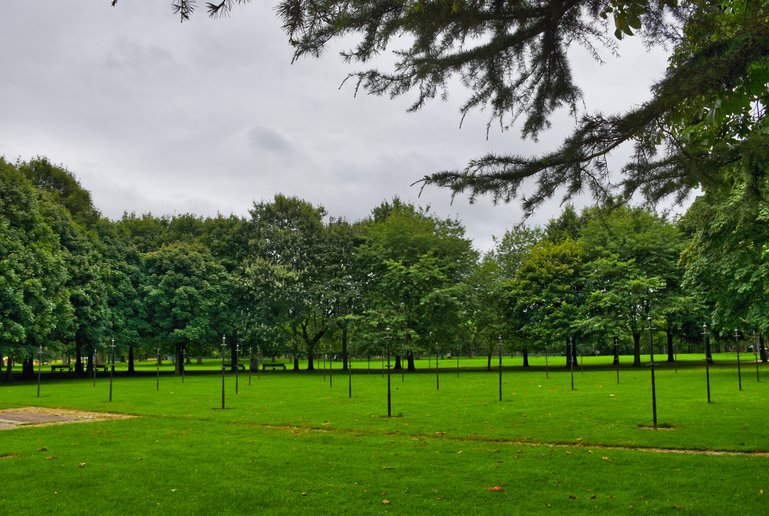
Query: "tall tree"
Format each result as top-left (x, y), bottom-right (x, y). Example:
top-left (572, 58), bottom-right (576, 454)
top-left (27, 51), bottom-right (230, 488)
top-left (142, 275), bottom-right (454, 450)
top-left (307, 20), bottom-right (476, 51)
top-left (142, 242), bottom-right (231, 374)
top-left (0, 159), bottom-right (70, 374)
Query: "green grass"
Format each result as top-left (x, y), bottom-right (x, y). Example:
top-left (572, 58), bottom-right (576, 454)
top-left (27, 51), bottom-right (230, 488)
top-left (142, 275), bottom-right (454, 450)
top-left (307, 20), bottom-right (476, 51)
top-left (1, 361), bottom-right (768, 514)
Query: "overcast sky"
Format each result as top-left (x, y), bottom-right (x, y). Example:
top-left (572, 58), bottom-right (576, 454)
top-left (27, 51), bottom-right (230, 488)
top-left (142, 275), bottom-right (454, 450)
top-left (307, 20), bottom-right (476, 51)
top-left (1, 1), bottom-right (671, 252)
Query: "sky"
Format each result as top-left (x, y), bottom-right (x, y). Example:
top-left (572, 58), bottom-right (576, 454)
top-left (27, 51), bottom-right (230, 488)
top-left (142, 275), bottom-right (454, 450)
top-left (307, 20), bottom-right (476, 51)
top-left (0, 1), bottom-right (671, 252)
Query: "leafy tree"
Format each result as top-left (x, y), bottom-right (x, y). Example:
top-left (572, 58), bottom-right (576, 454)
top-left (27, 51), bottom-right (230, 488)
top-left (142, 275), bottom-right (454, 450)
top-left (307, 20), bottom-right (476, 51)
top-left (0, 159), bottom-right (70, 374)
top-left (245, 195), bottom-right (338, 370)
top-left (142, 242), bottom-right (231, 374)
top-left (507, 238), bottom-right (585, 365)
top-left (579, 205), bottom-right (688, 364)
top-left (357, 199), bottom-right (477, 369)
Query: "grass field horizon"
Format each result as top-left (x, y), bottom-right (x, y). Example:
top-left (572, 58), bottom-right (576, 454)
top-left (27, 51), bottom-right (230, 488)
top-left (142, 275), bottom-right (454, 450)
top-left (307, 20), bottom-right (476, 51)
top-left (2, 358), bottom-right (768, 514)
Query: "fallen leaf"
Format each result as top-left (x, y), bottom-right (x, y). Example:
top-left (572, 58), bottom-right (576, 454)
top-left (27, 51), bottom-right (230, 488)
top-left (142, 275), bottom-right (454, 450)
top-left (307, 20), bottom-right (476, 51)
top-left (382, 499), bottom-right (390, 505)
top-left (78, 463), bottom-right (86, 468)
top-left (487, 486), bottom-right (504, 492)
top-left (37, 447), bottom-right (48, 452)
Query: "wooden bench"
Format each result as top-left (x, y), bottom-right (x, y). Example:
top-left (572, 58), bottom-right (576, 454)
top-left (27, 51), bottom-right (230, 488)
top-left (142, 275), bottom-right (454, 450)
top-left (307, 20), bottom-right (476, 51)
top-left (262, 362), bottom-right (287, 370)
top-left (51, 364), bottom-right (72, 372)
top-left (224, 363), bottom-right (246, 371)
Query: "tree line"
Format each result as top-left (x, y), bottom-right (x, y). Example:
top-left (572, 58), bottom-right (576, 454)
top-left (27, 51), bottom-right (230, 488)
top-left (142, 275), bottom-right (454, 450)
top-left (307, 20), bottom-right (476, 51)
top-left (1, 156), bottom-right (766, 377)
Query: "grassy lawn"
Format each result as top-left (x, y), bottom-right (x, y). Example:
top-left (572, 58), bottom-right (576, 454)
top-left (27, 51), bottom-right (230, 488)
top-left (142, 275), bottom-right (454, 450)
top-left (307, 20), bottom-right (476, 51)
top-left (1, 359), bottom-right (768, 514)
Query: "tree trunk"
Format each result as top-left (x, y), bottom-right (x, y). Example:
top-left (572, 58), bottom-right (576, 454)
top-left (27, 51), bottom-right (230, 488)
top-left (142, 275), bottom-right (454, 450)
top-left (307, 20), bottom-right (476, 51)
top-left (393, 355), bottom-right (402, 371)
top-left (632, 331), bottom-right (642, 367)
top-left (407, 351), bottom-right (416, 371)
top-left (127, 344), bottom-right (135, 374)
top-left (75, 342), bottom-right (84, 375)
top-left (174, 343), bottom-right (185, 375)
top-left (666, 321), bottom-right (675, 362)
top-left (487, 352), bottom-right (492, 370)
top-left (522, 347), bottom-right (529, 368)
top-left (760, 335), bottom-right (767, 363)
top-left (293, 355), bottom-right (300, 371)
top-left (307, 351), bottom-right (315, 371)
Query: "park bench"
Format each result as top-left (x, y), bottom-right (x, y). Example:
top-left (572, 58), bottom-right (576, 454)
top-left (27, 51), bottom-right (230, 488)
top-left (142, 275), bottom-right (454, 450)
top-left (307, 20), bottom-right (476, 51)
top-left (262, 362), bottom-right (287, 370)
top-left (223, 363), bottom-right (246, 371)
top-left (51, 364), bottom-right (72, 372)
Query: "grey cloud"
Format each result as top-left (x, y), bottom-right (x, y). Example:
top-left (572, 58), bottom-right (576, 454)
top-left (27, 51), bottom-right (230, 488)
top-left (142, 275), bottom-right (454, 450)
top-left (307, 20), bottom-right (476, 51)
top-left (247, 126), bottom-right (294, 154)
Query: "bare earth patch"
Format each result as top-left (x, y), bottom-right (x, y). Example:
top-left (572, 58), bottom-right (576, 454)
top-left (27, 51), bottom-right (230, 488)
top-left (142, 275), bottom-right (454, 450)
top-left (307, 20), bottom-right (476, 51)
top-left (0, 407), bottom-right (134, 430)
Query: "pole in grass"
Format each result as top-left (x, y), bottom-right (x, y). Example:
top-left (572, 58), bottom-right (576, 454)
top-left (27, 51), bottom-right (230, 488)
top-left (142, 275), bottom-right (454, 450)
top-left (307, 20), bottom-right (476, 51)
top-left (109, 338), bottom-right (115, 402)
top-left (498, 335), bottom-right (503, 402)
top-left (36, 345), bottom-right (43, 398)
top-left (221, 334), bottom-right (226, 410)
top-left (753, 331), bottom-right (760, 382)
top-left (329, 355), bottom-right (333, 388)
top-left (702, 323), bottom-right (711, 403)
top-left (544, 345), bottom-right (549, 379)
top-left (614, 336), bottom-right (620, 384)
top-left (648, 317), bottom-right (658, 430)
top-left (348, 340), bottom-right (353, 399)
top-left (181, 344), bottom-right (185, 383)
top-left (92, 344), bottom-right (97, 388)
top-left (436, 345), bottom-right (440, 391)
top-left (235, 344), bottom-right (240, 395)
top-left (156, 348), bottom-right (160, 391)
top-left (248, 346), bottom-right (252, 386)
top-left (735, 329), bottom-right (743, 391)
top-left (386, 327), bottom-right (392, 417)
top-left (569, 336), bottom-right (575, 391)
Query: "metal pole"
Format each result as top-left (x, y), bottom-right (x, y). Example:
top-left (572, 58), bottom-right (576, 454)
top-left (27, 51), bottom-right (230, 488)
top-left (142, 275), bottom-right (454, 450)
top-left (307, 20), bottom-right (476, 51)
top-left (180, 344), bottom-right (184, 383)
top-left (735, 329), bottom-right (743, 391)
top-left (569, 337), bottom-right (575, 391)
top-left (436, 350), bottom-right (440, 391)
top-left (156, 348), bottom-right (160, 391)
top-left (109, 338), bottom-right (115, 402)
top-left (754, 331), bottom-right (760, 382)
top-left (703, 324), bottom-right (711, 403)
top-left (329, 356), bottom-right (333, 388)
top-left (221, 334), bottom-right (226, 410)
top-left (36, 345), bottom-right (43, 398)
top-left (498, 335), bottom-right (503, 402)
top-left (248, 346), bottom-right (252, 386)
top-left (386, 328), bottom-right (391, 417)
top-left (614, 336), bottom-right (620, 384)
top-left (348, 345), bottom-right (352, 399)
top-left (235, 344), bottom-right (240, 394)
top-left (648, 317), bottom-right (658, 430)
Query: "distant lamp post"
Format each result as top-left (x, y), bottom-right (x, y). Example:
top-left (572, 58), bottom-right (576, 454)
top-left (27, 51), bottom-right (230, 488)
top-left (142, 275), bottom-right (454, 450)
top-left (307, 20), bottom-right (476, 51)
top-left (569, 336), bottom-right (575, 391)
top-left (221, 334), bottom-right (226, 409)
top-left (648, 317), bottom-right (658, 430)
top-left (156, 348), bottom-right (160, 392)
top-left (329, 354), bottom-right (333, 388)
top-left (36, 345), bottom-right (43, 398)
top-left (735, 329), bottom-right (743, 391)
top-left (702, 324), bottom-right (711, 403)
top-left (498, 335), bottom-right (503, 402)
top-left (235, 344), bottom-right (240, 395)
top-left (248, 346), bottom-right (253, 386)
top-left (386, 327), bottom-right (392, 417)
top-left (109, 338), bottom-right (116, 402)
top-left (753, 331), bottom-right (760, 382)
